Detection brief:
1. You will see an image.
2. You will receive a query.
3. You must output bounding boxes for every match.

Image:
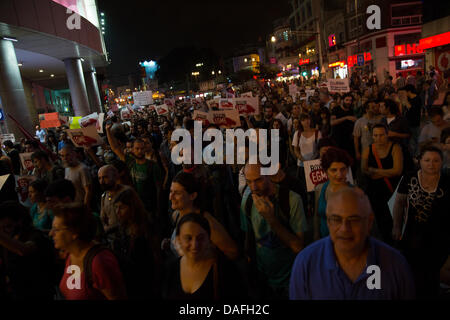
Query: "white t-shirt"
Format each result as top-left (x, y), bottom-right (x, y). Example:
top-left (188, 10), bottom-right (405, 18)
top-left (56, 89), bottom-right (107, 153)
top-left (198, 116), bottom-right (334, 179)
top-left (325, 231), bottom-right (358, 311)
top-left (292, 130), bottom-right (321, 166)
top-left (65, 163), bottom-right (92, 204)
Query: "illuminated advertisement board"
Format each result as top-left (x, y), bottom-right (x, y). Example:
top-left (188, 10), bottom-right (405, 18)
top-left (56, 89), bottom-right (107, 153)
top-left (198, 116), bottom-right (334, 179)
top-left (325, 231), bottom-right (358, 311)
top-left (52, 0), bottom-right (100, 28)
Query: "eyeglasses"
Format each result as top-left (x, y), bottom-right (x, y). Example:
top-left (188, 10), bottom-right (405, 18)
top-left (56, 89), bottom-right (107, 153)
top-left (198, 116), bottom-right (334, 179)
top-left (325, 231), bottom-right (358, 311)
top-left (327, 216), bottom-right (366, 228)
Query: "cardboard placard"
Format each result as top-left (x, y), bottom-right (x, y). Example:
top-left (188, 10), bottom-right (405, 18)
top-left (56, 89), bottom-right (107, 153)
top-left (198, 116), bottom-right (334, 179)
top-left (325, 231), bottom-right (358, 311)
top-left (218, 99), bottom-right (234, 110)
top-left (289, 84), bottom-right (298, 97)
top-left (156, 104), bottom-right (169, 116)
top-left (133, 91), bottom-right (153, 106)
top-left (192, 110), bottom-right (211, 127)
top-left (120, 108), bottom-right (131, 120)
top-left (39, 112), bottom-right (62, 128)
top-left (67, 126), bottom-right (103, 148)
top-left (80, 112), bottom-right (99, 128)
top-left (164, 98), bottom-right (175, 108)
top-left (19, 153), bottom-right (34, 172)
top-left (241, 92), bottom-right (253, 98)
top-left (0, 133), bottom-right (15, 145)
top-left (327, 78), bottom-right (350, 93)
top-left (209, 110), bottom-right (241, 129)
top-left (303, 159), bottom-right (354, 192)
top-left (96, 113), bottom-right (105, 134)
top-left (16, 175), bottom-right (35, 203)
top-left (69, 117), bottom-right (82, 129)
top-left (234, 97), bottom-right (259, 116)
top-left (206, 99), bottom-right (220, 110)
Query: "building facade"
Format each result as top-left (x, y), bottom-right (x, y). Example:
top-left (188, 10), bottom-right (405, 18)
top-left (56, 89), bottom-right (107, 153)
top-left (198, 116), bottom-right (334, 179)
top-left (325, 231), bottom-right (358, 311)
top-left (0, 0), bottom-right (107, 138)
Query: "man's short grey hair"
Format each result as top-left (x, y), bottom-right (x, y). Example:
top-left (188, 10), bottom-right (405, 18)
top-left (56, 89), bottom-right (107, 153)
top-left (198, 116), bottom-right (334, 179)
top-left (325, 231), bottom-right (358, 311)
top-left (326, 187), bottom-right (373, 217)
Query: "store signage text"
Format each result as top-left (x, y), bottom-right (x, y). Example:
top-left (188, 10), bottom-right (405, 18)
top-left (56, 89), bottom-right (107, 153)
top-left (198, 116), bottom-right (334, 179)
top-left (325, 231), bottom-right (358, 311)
top-left (394, 43), bottom-right (423, 56)
top-left (328, 61), bottom-right (345, 68)
top-left (348, 52), bottom-right (372, 67)
top-left (328, 34), bottom-right (336, 47)
top-left (419, 32), bottom-right (450, 50)
top-left (299, 59), bottom-right (310, 65)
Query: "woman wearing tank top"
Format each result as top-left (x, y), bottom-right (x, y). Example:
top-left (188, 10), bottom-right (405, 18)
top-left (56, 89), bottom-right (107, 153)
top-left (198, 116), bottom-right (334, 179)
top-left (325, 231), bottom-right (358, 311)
top-left (362, 124), bottom-right (403, 244)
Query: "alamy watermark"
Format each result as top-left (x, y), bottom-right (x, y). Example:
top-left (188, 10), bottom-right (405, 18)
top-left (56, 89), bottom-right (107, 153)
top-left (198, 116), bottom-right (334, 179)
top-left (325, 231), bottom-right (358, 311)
top-left (170, 121), bottom-right (280, 175)
top-left (366, 5), bottom-right (381, 30)
top-left (66, 8), bottom-right (81, 30)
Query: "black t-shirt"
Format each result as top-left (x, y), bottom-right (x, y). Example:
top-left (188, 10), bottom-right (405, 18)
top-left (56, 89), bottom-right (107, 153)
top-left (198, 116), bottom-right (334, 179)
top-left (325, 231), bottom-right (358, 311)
top-left (331, 106), bottom-right (355, 150)
top-left (6, 149), bottom-right (21, 175)
top-left (405, 95), bottom-right (422, 127)
top-left (398, 171), bottom-right (450, 267)
top-left (162, 253), bottom-right (246, 300)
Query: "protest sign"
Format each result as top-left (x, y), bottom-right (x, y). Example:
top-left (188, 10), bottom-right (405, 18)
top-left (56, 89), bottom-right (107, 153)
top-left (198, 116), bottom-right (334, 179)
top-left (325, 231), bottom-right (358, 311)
top-left (133, 91), bottom-right (153, 106)
top-left (0, 174), bottom-right (9, 191)
top-left (110, 104), bottom-right (119, 112)
top-left (226, 92), bottom-right (235, 99)
top-left (305, 89), bottom-right (316, 100)
top-left (241, 92), bottom-right (253, 98)
top-left (192, 110), bottom-right (211, 127)
top-left (0, 133), bottom-right (15, 145)
top-left (327, 78), bottom-right (350, 93)
top-left (164, 98), bottom-right (175, 108)
top-left (96, 113), bottom-right (105, 134)
top-left (80, 113), bottom-right (98, 128)
top-left (206, 99), bottom-right (220, 110)
top-left (67, 126), bottom-right (103, 148)
top-left (234, 97), bottom-right (259, 116)
top-left (156, 104), bottom-right (169, 116)
top-left (120, 108), bottom-right (131, 120)
top-left (209, 110), bottom-right (241, 129)
top-left (289, 84), bottom-right (298, 97)
top-left (16, 175), bottom-right (35, 204)
top-left (218, 99), bottom-right (234, 110)
top-left (303, 159), bottom-right (354, 192)
top-left (39, 112), bottom-right (62, 128)
top-left (69, 117), bottom-right (82, 129)
top-left (19, 153), bottom-right (34, 172)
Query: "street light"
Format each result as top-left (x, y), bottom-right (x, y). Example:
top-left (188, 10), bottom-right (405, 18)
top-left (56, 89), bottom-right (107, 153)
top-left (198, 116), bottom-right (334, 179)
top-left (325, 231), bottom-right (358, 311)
top-left (211, 71), bottom-right (215, 75)
top-left (271, 36), bottom-right (276, 42)
top-left (218, 70), bottom-right (221, 74)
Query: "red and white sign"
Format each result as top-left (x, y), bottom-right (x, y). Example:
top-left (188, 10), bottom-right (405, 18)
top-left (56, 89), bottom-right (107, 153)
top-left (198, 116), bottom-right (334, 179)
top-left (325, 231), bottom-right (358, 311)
top-left (304, 159), bottom-right (354, 192)
top-left (80, 113), bottom-right (99, 128)
top-left (164, 98), bottom-right (175, 108)
top-left (192, 110), bottom-right (211, 127)
top-left (218, 99), bottom-right (234, 110)
top-left (16, 175), bottom-right (35, 203)
top-left (209, 110), bottom-right (241, 129)
top-left (394, 43), bottom-right (423, 56)
top-left (19, 153), bottom-right (34, 172)
top-left (156, 104), bottom-right (169, 116)
top-left (233, 97), bottom-right (259, 116)
top-left (419, 31), bottom-right (450, 50)
top-left (435, 50), bottom-right (450, 74)
top-left (67, 126), bottom-right (103, 148)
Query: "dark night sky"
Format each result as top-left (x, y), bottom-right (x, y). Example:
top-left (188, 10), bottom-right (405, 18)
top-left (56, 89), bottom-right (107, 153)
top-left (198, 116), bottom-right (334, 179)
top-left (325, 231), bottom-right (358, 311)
top-left (98, 0), bottom-right (291, 83)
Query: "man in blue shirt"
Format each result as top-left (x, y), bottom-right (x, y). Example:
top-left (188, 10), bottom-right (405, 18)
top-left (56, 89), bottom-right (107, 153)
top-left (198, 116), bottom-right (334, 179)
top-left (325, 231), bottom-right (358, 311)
top-left (290, 187), bottom-right (415, 299)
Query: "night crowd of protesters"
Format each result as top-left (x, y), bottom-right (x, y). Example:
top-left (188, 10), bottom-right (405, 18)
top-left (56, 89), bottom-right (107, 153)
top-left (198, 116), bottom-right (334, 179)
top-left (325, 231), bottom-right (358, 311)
top-left (0, 66), bottom-right (449, 300)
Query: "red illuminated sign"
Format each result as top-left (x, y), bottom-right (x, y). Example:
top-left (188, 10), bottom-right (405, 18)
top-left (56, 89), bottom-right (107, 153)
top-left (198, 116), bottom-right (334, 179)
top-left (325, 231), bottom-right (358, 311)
top-left (328, 61), bottom-right (345, 68)
top-left (394, 43), bottom-right (424, 56)
top-left (299, 58), bottom-right (310, 65)
top-left (347, 52), bottom-right (372, 67)
top-left (419, 32), bottom-right (450, 50)
top-left (328, 34), bottom-right (336, 47)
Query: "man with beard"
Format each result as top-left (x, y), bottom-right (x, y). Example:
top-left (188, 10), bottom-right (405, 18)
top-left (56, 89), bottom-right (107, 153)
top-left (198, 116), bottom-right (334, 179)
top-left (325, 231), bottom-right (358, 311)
top-left (331, 93), bottom-right (357, 158)
top-left (106, 123), bottom-right (162, 216)
top-left (98, 165), bottom-right (131, 238)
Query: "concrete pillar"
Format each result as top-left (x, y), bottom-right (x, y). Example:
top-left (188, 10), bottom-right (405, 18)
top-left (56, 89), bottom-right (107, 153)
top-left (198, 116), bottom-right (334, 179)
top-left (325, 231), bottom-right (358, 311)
top-left (84, 69), bottom-right (102, 113)
top-left (64, 58), bottom-right (90, 116)
top-left (0, 39), bottom-right (34, 139)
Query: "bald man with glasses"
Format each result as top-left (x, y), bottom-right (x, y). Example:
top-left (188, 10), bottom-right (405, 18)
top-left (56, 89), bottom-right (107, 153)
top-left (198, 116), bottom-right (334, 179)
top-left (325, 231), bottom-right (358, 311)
top-left (289, 187), bottom-right (415, 300)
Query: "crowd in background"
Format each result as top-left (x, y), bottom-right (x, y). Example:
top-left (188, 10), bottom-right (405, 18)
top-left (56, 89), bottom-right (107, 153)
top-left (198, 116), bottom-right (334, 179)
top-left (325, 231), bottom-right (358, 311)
top-left (0, 65), bottom-right (449, 300)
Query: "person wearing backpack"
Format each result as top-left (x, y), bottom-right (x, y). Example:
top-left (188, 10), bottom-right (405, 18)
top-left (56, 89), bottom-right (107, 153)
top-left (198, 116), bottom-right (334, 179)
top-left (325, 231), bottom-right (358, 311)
top-left (50, 204), bottom-right (127, 300)
top-left (240, 163), bottom-right (308, 299)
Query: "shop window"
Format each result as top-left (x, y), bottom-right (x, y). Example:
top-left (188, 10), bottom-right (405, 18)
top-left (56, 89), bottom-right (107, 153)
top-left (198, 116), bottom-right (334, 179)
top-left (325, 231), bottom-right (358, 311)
top-left (376, 36), bottom-right (387, 48)
top-left (44, 89), bottom-right (52, 107)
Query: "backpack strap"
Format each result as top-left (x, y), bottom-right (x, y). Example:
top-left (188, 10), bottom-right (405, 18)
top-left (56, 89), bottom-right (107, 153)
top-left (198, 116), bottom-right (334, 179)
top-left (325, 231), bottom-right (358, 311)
top-left (83, 244), bottom-right (109, 290)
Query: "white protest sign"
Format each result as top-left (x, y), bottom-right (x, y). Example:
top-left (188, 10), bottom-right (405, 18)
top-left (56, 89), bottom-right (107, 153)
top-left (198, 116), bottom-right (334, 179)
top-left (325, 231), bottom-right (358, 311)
top-left (156, 104), bottom-right (169, 116)
top-left (209, 110), bottom-right (241, 129)
top-left (241, 92), bottom-right (253, 98)
top-left (218, 99), bottom-right (234, 110)
top-left (19, 153), bottom-right (34, 172)
top-left (120, 108), bottom-right (131, 120)
top-left (327, 78), bottom-right (350, 93)
top-left (234, 97), bottom-right (259, 116)
top-left (289, 84), bottom-right (298, 97)
top-left (206, 99), bottom-right (220, 110)
top-left (192, 110), bottom-right (211, 127)
top-left (0, 134), bottom-right (15, 145)
top-left (303, 159), bottom-right (354, 192)
top-left (67, 126), bottom-right (103, 148)
top-left (164, 98), bottom-right (175, 108)
top-left (133, 91), bottom-right (153, 106)
top-left (305, 89), bottom-right (316, 100)
top-left (79, 112), bottom-right (98, 128)
top-left (96, 113), bottom-right (105, 134)
top-left (16, 175), bottom-right (35, 205)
